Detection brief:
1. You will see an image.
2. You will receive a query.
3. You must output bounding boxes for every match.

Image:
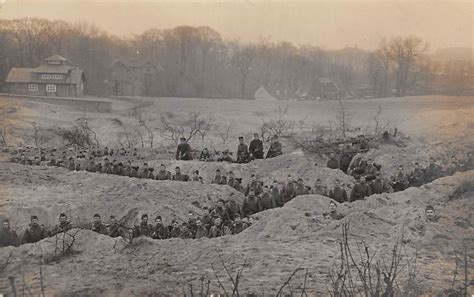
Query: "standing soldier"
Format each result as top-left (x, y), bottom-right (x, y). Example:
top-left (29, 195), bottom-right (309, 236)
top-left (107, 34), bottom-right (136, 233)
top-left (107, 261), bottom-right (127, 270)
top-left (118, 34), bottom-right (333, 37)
top-left (424, 157), bottom-right (442, 183)
top-left (107, 216), bottom-right (126, 238)
top-left (312, 178), bottom-right (327, 196)
top-left (327, 152), bottom-right (340, 169)
top-left (328, 179), bottom-right (348, 203)
top-left (271, 181), bottom-right (283, 207)
top-left (236, 136), bottom-right (250, 163)
top-left (172, 166), bottom-right (189, 181)
top-left (151, 216), bottom-right (169, 239)
top-left (22, 215), bottom-right (47, 244)
top-left (350, 177), bottom-right (372, 202)
top-left (176, 137), bottom-right (192, 160)
top-left (101, 158), bottom-right (113, 174)
top-left (266, 135), bottom-right (283, 159)
top-left (259, 185), bottom-right (276, 210)
top-left (241, 190), bottom-right (261, 217)
top-left (155, 164), bottom-right (172, 180)
top-left (249, 133), bottom-right (264, 160)
top-left (392, 165), bottom-right (409, 191)
top-left (370, 173), bottom-right (390, 194)
top-left (282, 175), bottom-right (297, 203)
top-left (51, 213), bottom-right (73, 236)
top-left (339, 146), bottom-right (353, 173)
top-left (133, 214), bottom-right (153, 238)
top-left (295, 178), bottom-right (309, 196)
top-left (0, 219), bottom-right (20, 247)
top-left (86, 157), bottom-right (97, 173)
top-left (245, 174), bottom-right (263, 196)
top-left (364, 159), bottom-right (378, 181)
top-left (409, 162), bottom-right (425, 187)
top-left (91, 214), bottom-right (108, 235)
top-left (211, 169), bottom-right (223, 184)
top-left (446, 156), bottom-right (460, 176)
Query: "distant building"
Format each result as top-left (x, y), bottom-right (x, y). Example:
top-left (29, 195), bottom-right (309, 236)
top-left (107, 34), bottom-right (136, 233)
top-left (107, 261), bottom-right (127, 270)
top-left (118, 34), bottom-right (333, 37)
top-left (4, 54), bottom-right (85, 97)
top-left (110, 58), bottom-right (159, 97)
top-left (254, 84), bottom-right (295, 101)
top-left (296, 78), bottom-right (341, 100)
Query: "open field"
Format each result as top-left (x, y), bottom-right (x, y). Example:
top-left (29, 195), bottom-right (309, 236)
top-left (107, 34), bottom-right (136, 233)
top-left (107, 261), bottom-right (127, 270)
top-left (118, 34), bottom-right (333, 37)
top-left (0, 94), bottom-right (473, 296)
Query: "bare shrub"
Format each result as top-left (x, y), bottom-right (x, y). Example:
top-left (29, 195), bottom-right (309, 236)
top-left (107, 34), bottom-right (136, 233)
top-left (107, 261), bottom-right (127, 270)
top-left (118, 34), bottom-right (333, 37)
top-left (157, 111), bottom-right (212, 145)
top-left (215, 121), bottom-right (235, 145)
top-left (259, 105), bottom-right (296, 139)
top-left (335, 99), bottom-right (352, 139)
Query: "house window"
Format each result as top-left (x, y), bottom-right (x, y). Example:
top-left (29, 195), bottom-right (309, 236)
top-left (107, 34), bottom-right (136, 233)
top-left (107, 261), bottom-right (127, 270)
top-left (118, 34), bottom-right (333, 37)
top-left (46, 84), bottom-right (56, 92)
top-left (48, 60), bottom-right (61, 65)
top-left (41, 74), bottom-right (51, 80)
top-left (52, 74), bottom-right (62, 79)
top-left (28, 84), bottom-right (38, 91)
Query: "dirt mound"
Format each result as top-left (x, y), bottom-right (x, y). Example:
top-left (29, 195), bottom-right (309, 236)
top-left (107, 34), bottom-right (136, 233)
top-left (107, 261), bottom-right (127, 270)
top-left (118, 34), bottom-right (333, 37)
top-left (148, 154), bottom-right (355, 190)
top-left (0, 162), bottom-right (245, 232)
top-left (1, 165), bottom-right (472, 296)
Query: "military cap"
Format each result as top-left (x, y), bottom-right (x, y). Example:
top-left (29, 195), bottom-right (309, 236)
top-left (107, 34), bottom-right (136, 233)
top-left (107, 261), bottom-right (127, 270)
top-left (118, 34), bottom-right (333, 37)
top-left (31, 215), bottom-right (38, 220)
top-left (425, 205), bottom-right (435, 212)
top-left (93, 214), bottom-right (101, 218)
top-left (141, 214), bottom-right (148, 219)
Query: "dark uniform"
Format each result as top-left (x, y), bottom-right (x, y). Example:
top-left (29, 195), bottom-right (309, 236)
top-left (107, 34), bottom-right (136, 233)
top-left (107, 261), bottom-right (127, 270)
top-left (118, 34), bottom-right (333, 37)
top-left (107, 223), bottom-right (126, 238)
top-left (0, 225), bottom-right (20, 247)
top-left (194, 225), bottom-right (209, 238)
top-left (91, 222), bottom-right (108, 235)
top-left (327, 158), bottom-right (339, 169)
top-left (371, 178), bottom-right (390, 194)
top-left (231, 222), bottom-right (248, 235)
top-left (237, 143), bottom-right (250, 164)
top-left (424, 163), bottom-right (442, 183)
top-left (245, 180), bottom-right (263, 196)
top-left (271, 186), bottom-right (283, 207)
top-left (155, 170), bottom-right (172, 180)
top-left (176, 142), bottom-right (192, 160)
top-left (350, 181), bottom-right (372, 202)
top-left (50, 221), bottom-right (73, 236)
top-left (241, 195), bottom-right (261, 217)
top-left (339, 153), bottom-right (353, 173)
top-left (151, 224), bottom-right (169, 240)
top-left (209, 224), bottom-right (230, 238)
top-left (295, 184), bottom-right (310, 196)
top-left (312, 185), bottom-right (328, 196)
top-left (249, 138), bottom-right (264, 159)
top-left (173, 172), bottom-right (189, 181)
top-left (409, 168), bottom-right (425, 187)
top-left (282, 181), bottom-right (296, 203)
top-left (328, 187), bottom-right (348, 203)
top-left (22, 223), bottom-right (47, 244)
top-left (133, 222), bottom-right (153, 238)
top-left (259, 192), bottom-right (276, 210)
top-left (266, 140), bottom-right (282, 159)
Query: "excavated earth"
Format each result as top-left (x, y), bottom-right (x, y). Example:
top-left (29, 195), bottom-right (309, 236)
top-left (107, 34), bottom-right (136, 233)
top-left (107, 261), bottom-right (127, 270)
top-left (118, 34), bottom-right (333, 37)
top-left (0, 155), bottom-right (473, 296)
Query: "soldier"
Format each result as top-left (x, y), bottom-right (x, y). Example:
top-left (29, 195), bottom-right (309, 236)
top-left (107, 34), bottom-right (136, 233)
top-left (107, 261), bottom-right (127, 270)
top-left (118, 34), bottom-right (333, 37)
top-left (295, 178), bottom-right (309, 196)
top-left (22, 215), bottom-right (47, 244)
top-left (191, 170), bottom-right (202, 182)
top-left (187, 211), bottom-right (197, 231)
top-left (48, 153), bottom-right (57, 166)
top-left (122, 161), bottom-right (136, 177)
top-left (200, 207), bottom-right (212, 228)
top-left (392, 165), bottom-right (409, 192)
top-left (101, 158), bottom-right (113, 174)
top-left (409, 162), bottom-right (425, 187)
top-left (364, 159), bottom-right (378, 181)
top-left (266, 135), bottom-right (283, 159)
top-left (259, 185), bottom-right (276, 210)
top-left (236, 136), bottom-right (250, 164)
top-left (111, 160), bottom-right (123, 175)
top-left (371, 173), bottom-right (391, 194)
top-left (0, 219), bottom-right (20, 247)
top-left (241, 190), bottom-right (261, 217)
top-left (194, 219), bottom-right (208, 238)
top-left (231, 214), bottom-right (248, 235)
top-left (155, 164), bottom-right (172, 180)
top-left (323, 201), bottom-right (344, 220)
top-left (169, 220), bottom-right (181, 238)
top-left (91, 214), bottom-right (108, 235)
top-left (328, 179), bottom-right (348, 203)
top-left (424, 157), bottom-right (442, 183)
top-left (213, 199), bottom-right (230, 223)
top-left (327, 152), bottom-right (339, 169)
top-left (199, 148), bottom-right (212, 161)
top-left (425, 205), bottom-right (438, 222)
top-left (138, 163), bottom-right (153, 179)
top-left (312, 178), bottom-right (327, 196)
top-left (224, 199), bottom-right (239, 220)
top-left (151, 216), bottom-right (169, 240)
top-left (249, 133), bottom-right (264, 160)
top-left (86, 157), bottom-right (96, 173)
top-left (349, 157), bottom-right (367, 177)
top-left (172, 166), bottom-right (189, 181)
top-left (107, 216), bottom-right (126, 238)
top-left (50, 213), bottom-right (73, 236)
top-left (219, 149), bottom-right (234, 162)
top-left (179, 224), bottom-right (194, 239)
top-left (176, 137), bottom-right (192, 160)
top-left (446, 156), bottom-right (460, 176)
top-left (271, 181), bottom-right (283, 207)
top-left (350, 177), bottom-right (372, 202)
top-left (227, 171), bottom-right (238, 189)
top-left (245, 174), bottom-right (263, 196)
top-left (211, 169), bottom-right (223, 184)
top-left (209, 217), bottom-right (230, 238)
top-left (67, 157), bottom-right (76, 171)
top-left (33, 156), bottom-right (41, 166)
top-left (282, 175), bottom-right (296, 203)
top-left (133, 214), bottom-right (153, 238)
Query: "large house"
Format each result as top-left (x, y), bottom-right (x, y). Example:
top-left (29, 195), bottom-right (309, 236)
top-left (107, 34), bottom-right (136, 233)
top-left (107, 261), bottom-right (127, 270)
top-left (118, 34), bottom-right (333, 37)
top-left (4, 54), bottom-right (85, 97)
top-left (110, 58), bottom-right (158, 97)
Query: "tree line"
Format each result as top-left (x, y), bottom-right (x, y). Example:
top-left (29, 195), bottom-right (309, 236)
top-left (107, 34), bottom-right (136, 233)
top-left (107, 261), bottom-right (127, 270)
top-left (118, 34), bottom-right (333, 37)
top-left (0, 18), bottom-right (472, 98)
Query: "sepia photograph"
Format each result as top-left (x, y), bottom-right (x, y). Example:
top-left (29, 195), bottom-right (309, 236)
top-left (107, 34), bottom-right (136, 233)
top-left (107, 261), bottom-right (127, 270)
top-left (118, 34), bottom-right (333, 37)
top-left (0, 0), bottom-right (472, 296)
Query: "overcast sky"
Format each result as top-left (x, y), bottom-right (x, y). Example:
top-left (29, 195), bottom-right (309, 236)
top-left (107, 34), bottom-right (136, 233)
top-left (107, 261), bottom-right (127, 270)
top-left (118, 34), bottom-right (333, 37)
top-left (0, 0), bottom-right (472, 50)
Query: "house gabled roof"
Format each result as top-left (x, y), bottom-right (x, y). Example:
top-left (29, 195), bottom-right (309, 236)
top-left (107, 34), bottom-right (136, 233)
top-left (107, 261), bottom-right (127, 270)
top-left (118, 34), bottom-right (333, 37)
top-left (5, 68), bottom-right (32, 83)
top-left (5, 67), bottom-right (84, 85)
top-left (31, 64), bottom-right (74, 74)
top-left (45, 54), bottom-right (68, 62)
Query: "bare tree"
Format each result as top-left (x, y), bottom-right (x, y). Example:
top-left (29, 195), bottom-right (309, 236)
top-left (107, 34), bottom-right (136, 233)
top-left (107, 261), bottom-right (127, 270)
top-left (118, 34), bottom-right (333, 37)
top-left (215, 121), bottom-right (235, 145)
top-left (335, 99), bottom-right (351, 139)
top-left (157, 111), bottom-right (212, 145)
